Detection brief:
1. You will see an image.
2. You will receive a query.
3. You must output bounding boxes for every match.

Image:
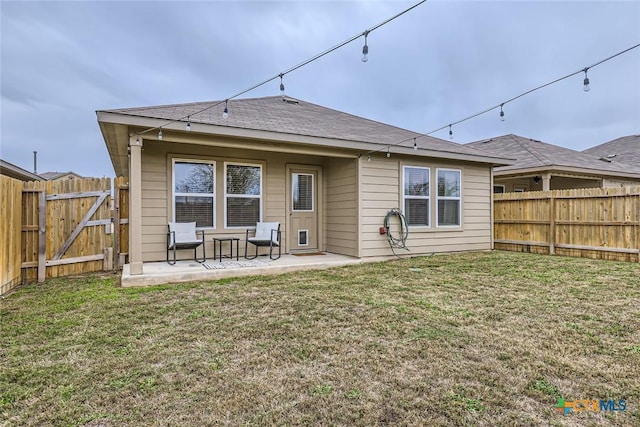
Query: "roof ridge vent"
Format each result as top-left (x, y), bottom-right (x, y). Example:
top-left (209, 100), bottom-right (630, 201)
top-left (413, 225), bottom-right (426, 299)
top-left (283, 98), bottom-right (299, 105)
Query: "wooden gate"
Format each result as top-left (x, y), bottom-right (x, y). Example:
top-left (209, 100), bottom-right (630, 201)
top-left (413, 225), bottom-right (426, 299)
top-left (22, 178), bottom-right (113, 282)
top-left (113, 177), bottom-right (129, 270)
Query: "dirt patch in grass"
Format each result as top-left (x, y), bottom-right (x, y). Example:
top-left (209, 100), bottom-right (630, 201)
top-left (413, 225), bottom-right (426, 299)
top-left (1, 252), bottom-right (639, 426)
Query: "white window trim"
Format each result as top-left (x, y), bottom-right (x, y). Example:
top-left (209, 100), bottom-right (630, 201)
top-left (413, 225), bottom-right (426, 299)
top-left (514, 185), bottom-right (527, 193)
top-left (436, 168), bottom-right (462, 228)
top-left (172, 159), bottom-right (215, 229)
top-left (292, 173), bottom-right (314, 213)
top-left (224, 162), bottom-right (263, 229)
top-left (493, 184), bottom-right (505, 193)
top-left (402, 165), bottom-right (431, 228)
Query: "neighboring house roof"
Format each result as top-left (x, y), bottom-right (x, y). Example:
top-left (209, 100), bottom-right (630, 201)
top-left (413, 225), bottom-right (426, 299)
top-left (582, 135), bottom-right (640, 173)
top-left (465, 134), bottom-right (640, 179)
top-left (97, 96), bottom-right (512, 176)
top-left (39, 171), bottom-right (84, 180)
top-left (0, 159), bottom-right (44, 181)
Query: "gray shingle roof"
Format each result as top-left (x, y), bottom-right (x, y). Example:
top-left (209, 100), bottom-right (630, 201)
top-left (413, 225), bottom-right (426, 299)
top-left (105, 96), bottom-right (501, 159)
top-left (582, 135), bottom-right (640, 173)
top-left (39, 171), bottom-right (84, 180)
top-left (465, 134), bottom-right (637, 175)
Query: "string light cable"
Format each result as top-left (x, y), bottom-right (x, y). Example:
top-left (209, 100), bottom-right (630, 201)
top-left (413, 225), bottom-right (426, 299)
top-left (362, 42), bottom-right (640, 158)
top-left (129, 0), bottom-right (428, 140)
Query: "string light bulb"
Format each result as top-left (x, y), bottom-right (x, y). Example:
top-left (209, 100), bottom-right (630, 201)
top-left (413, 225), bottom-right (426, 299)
top-left (583, 68), bottom-right (590, 92)
top-left (135, 136), bottom-right (140, 144)
top-left (186, 116), bottom-right (191, 131)
top-left (367, 154), bottom-right (371, 162)
top-left (158, 129), bottom-right (163, 140)
top-left (413, 138), bottom-right (417, 151)
top-left (386, 147), bottom-right (391, 158)
top-left (500, 104), bottom-right (505, 122)
top-left (279, 74), bottom-right (286, 99)
top-left (222, 100), bottom-right (229, 119)
top-left (448, 125), bottom-right (453, 140)
top-left (362, 31), bottom-right (369, 62)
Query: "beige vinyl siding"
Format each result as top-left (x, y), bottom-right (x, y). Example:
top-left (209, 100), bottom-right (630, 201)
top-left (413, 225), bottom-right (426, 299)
top-left (603, 178), bottom-right (640, 187)
top-left (141, 148), bottom-right (169, 261)
top-left (550, 176), bottom-right (601, 190)
top-left (324, 158), bottom-right (358, 256)
top-left (496, 176), bottom-right (603, 192)
top-left (140, 140), bottom-right (327, 262)
top-left (360, 156), bottom-right (493, 257)
top-left (360, 157), bottom-right (400, 258)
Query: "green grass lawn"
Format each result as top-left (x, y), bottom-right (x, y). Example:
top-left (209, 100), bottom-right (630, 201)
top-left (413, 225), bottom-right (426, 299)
top-left (1, 251), bottom-right (639, 426)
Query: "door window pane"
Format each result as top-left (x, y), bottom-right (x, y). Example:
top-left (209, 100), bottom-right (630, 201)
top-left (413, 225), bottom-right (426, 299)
top-left (293, 173), bottom-right (314, 211)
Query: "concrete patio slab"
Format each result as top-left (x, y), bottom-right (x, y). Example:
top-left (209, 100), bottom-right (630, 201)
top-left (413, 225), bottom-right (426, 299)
top-left (120, 253), bottom-right (379, 287)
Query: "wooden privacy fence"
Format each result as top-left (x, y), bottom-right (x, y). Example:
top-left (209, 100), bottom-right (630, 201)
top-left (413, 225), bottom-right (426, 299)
top-left (1, 176), bottom-right (24, 295)
top-left (21, 178), bottom-right (114, 284)
top-left (494, 186), bottom-right (640, 262)
top-left (1, 176), bottom-right (130, 295)
top-left (113, 176), bottom-right (129, 270)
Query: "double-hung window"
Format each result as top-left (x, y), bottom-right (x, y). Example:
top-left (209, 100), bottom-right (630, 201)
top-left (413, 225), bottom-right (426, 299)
top-left (173, 160), bottom-right (215, 228)
top-left (403, 166), bottom-right (430, 226)
top-left (437, 169), bottom-right (461, 227)
top-left (225, 163), bottom-right (262, 227)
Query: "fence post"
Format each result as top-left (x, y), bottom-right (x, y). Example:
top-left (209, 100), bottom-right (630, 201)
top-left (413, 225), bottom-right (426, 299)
top-left (549, 192), bottom-right (555, 255)
top-left (38, 190), bottom-right (46, 283)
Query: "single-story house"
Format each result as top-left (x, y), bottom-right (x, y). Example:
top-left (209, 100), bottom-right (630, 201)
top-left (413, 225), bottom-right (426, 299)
top-left (97, 96), bottom-right (510, 275)
top-left (582, 135), bottom-right (640, 178)
top-left (466, 134), bottom-right (640, 192)
top-left (0, 159), bottom-right (43, 182)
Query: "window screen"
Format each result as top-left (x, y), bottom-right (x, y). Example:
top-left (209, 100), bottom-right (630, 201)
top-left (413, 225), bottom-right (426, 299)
top-left (437, 169), bottom-right (461, 226)
top-left (403, 166), bottom-right (430, 226)
top-left (173, 161), bottom-right (215, 228)
top-left (226, 164), bottom-right (261, 227)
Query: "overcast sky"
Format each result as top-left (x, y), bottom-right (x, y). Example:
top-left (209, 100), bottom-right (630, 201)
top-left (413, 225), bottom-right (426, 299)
top-left (1, 1), bottom-right (639, 178)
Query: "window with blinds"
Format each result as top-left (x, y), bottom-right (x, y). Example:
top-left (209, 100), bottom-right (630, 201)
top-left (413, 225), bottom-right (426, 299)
top-left (437, 169), bottom-right (461, 227)
top-left (173, 161), bottom-right (215, 228)
top-left (292, 173), bottom-right (314, 211)
top-left (402, 166), bottom-right (430, 226)
top-left (225, 163), bottom-right (262, 227)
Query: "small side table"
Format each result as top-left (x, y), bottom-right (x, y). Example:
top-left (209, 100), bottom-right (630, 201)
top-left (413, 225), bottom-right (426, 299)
top-left (212, 237), bottom-right (240, 262)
